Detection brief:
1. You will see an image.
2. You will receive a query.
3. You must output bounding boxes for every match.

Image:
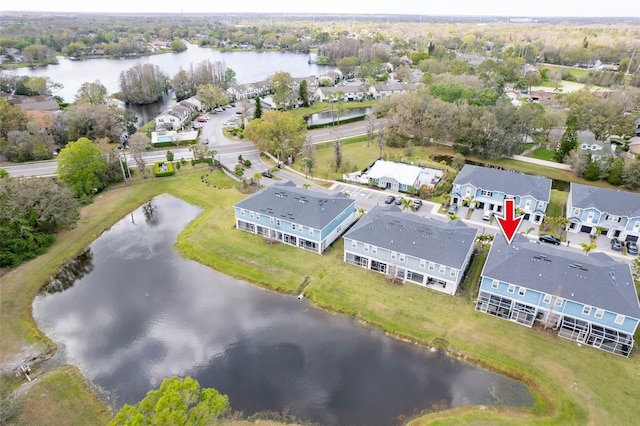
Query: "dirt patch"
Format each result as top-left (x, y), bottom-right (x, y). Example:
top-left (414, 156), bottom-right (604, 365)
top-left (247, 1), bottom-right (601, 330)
top-left (0, 344), bottom-right (49, 377)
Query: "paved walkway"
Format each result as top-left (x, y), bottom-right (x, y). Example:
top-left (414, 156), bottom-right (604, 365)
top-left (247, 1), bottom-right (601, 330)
top-left (511, 155), bottom-right (571, 170)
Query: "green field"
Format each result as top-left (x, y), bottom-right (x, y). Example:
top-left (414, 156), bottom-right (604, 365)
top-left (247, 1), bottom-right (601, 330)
top-left (2, 161), bottom-right (639, 425)
top-left (531, 147), bottom-right (557, 162)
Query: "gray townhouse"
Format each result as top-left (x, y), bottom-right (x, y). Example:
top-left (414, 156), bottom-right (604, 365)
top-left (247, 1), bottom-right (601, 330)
top-left (452, 165), bottom-right (552, 224)
top-left (566, 182), bottom-right (640, 242)
top-left (477, 234), bottom-right (640, 357)
top-left (234, 181), bottom-right (357, 254)
top-left (343, 205), bottom-right (478, 295)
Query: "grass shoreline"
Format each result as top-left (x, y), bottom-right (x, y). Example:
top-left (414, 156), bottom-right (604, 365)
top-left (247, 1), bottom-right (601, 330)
top-left (1, 166), bottom-right (638, 425)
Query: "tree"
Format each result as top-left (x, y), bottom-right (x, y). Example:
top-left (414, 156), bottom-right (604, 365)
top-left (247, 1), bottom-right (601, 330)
top-left (300, 138), bottom-right (316, 178)
top-left (336, 56), bottom-right (359, 77)
top-left (224, 68), bottom-right (237, 87)
top-left (252, 171), bottom-right (262, 186)
top-left (172, 69), bottom-right (196, 102)
top-left (366, 114), bottom-right (375, 148)
top-left (253, 96), bottom-right (262, 119)
top-left (0, 176), bottom-right (79, 267)
top-left (1, 126), bottom-right (55, 162)
top-left (299, 79), bottom-right (310, 108)
top-left (196, 84), bottom-right (229, 110)
top-left (579, 242), bottom-right (597, 255)
top-left (128, 133), bottom-right (150, 176)
top-left (401, 197), bottom-right (415, 212)
top-left (333, 136), bottom-right (343, 171)
top-left (0, 99), bottom-right (28, 138)
top-left (64, 103), bottom-right (137, 143)
top-left (119, 63), bottom-right (170, 105)
top-left (23, 76), bottom-right (62, 96)
top-left (170, 38), bottom-right (187, 52)
top-left (622, 157), bottom-right (640, 190)
top-left (244, 110), bottom-right (307, 159)
top-left (57, 138), bottom-right (108, 197)
top-left (377, 126), bottom-right (386, 158)
top-left (166, 150), bottom-right (174, 162)
top-left (555, 115), bottom-right (579, 162)
top-left (583, 156), bottom-right (600, 181)
top-left (269, 71), bottom-right (294, 109)
top-left (75, 81), bottom-right (108, 105)
top-left (109, 376), bottom-right (229, 426)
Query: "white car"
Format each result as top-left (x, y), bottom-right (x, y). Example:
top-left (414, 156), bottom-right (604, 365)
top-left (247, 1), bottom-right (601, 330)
top-left (481, 211), bottom-right (493, 221)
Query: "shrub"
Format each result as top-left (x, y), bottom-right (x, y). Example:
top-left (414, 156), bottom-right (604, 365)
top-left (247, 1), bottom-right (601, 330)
top-left (175, 161), bottom-right (181, 169)
top-left (234, 164), bottom-right (245, 176)
top-left (153, 161), bottom-right (175, 177)
top-left (243, 159), bottom-right (252, 167)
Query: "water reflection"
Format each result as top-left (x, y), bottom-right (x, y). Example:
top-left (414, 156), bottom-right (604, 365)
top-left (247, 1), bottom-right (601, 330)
top-left (33, 194), bottom-right (533, 426)
top-left (41, 249), bottom-right (94, 295)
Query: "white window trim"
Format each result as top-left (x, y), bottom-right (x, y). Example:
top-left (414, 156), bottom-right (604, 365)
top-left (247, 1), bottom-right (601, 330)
top-left (450, 269), bottom-right (457, 277)
top-left (276, 219), bottom-right (281, 226)
top-left (518, 287), bottom-right (526, 296)
top-left (439, 265), bottom-right (445, 274)
top-left (582, 306), bottom-right (592, 316)
top-left (614, 314), bottom-right (624, 325)
top-left (595, 308), bottom-right (604, 319)
top-left (269, 217), bottom-right (274, 224)
top-left (364, 244), bottom-right (370, 252)
top-left (292, 223), bottom-right (296, 230)
top-left (351, 240), bottom-right (357, 248)
top-left (543, 294), bottom-right (551, 304)
top-left (256, 213), bottom-right (260, 220)
top-left (428, 262), bottom-right (435, 271)
top-left (240, 209), bottom-right (245, 216)
top-left (372, 246), bottom-right (377, 254)
top-left (419, 259), bottom-right (426, 268)
top-left (399, 254), bottom-right (405, 262)
top-left (554, 298), bottom-right (563, 307)
top-left (309, 228), bottom-right (314, 235)
top-left (507, 284), bottom-right (515, 293)
top-left (491, 279), bottom-right (499, 289)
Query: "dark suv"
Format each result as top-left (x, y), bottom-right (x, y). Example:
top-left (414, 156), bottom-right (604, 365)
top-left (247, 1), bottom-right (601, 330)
top-left (539, 234), bottom-right (561, 245)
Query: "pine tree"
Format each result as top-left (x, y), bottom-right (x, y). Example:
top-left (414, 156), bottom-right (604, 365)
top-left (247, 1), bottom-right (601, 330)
top-left (554, 115), bottom-right (579, 162)
top-left (253, 95), bottom-right (262, 119)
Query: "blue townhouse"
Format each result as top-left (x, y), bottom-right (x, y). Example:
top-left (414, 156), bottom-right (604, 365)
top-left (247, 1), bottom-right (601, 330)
top-left (451, 165), bottom-right (552, 224)
top-left (234, 181), bottom-right (357, 254)
top-left (476, 234), bottom-right (640, 357)
top-left (343, 205), bottom-right (478, 295)
top-left (566, 182), bottom-right (640, 243)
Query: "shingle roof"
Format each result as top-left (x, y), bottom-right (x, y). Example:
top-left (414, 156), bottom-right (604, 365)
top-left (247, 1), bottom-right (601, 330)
top-left (343, 205), bottom-right (478, 269)
top-left (483, 234), bottom-right (640, 319)
top-left (235, 181), bottom-right (354, 230)
top-left (454, 165), bottom-right (552, 202)
top-left (570, 183), bottom-right (640, 217)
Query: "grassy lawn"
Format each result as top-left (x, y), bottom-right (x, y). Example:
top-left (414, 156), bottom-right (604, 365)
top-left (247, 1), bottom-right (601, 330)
top-left (531, 147), bottom-right (557, 162)
top-left (547, 189), bottom-right (569, 217)
top-left (288, 100), bottom-right (380, 119)
top-left (2, 162), bottom-right (640, 425)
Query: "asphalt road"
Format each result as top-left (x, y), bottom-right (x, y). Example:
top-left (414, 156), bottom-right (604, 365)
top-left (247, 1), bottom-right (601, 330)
top-left (1, 108), bottom-right (382, 178)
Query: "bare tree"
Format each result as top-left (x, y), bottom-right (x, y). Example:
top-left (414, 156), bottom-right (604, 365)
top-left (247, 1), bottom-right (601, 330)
top-left (128, 133), bottom-right (150, 175)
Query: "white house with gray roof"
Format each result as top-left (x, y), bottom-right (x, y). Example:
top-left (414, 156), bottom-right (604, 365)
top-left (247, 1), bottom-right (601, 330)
top-left (234, 181), bottom-right (357, 254)
top-left (343, 205), bottom-right (478, 295)
top-left (566, 183), bottom-right (640, 242)
top-left (345, 159), bottom-right (443, 192)
top-left (477, 234), bottom-right (640, 357)
top-left (452, 165), bottom-right (552, 224)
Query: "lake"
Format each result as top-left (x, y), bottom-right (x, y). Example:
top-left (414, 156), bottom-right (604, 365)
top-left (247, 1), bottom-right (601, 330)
top-left (3, 42), bottom-right (332, 124)
top-left (33, 194), bottom-right (533, 426)
top-left (307, 107), bottom-right (373, 126)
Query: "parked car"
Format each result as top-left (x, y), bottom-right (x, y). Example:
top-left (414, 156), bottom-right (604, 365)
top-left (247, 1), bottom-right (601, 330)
top-left (230, 103), bottom-right (236, 107)
top-left (610, 238), bottom-right (623, 251)
top-left (384, 195), bottom-right (395, 204)
top-left (627, 240), bottom-right (639, 255)
top-left (447, 203), bottom-right (458, 215)
top-left (539, 234), bottom-right (561, 245)
top-left (203, 138), bottom-right (209, 144)
top-left (261, 170), bottom-right (273, 178)
top-left (395, 197), bottom-right (404, 206)
top-left (412, 199), bottom-right (423, 211)
top-left (197, 118), bottom-right (207, 122)
top-left (214, 107), bottom-right (224, 113)
top-left (192, 123), bottom-right (203, 129)
top-left (481, 211), bottom-right (493, 221)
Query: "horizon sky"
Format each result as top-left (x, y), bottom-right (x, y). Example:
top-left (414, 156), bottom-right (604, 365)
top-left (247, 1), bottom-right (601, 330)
top-left (2, 0), bottom-right (640, 18)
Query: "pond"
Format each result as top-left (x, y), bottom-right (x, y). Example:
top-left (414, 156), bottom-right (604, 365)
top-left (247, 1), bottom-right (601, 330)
top-left (33, 194), bottom-right (533, 426)
top-left (306, 107), bottom-right (373, 126)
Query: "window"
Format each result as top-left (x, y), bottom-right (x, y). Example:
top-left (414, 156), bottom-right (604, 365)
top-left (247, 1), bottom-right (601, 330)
top-left (572, 208), bottom-right (580, 216)
top-left (250, 212), bottom-right (254, 218)
top-left (428, 262), bottom-right (435, 271)
top-left (276, 219), bottom-right (281, 226)
top-left (351, 240), bottom-right (357, 248)
top-left (372, 246), bottom-right (377, 254)
top-left (256, 214), bottom-right (260, 220)
top-left (309, 229), bottom-right (314, 236)
top-left (292, 224), bottom-right (296, 230)
top-left (582, 306), bottom-right (592, 316)
top-left (614, 314), bottom-right (625, 325)
top-left (240, 209), bottom-right (245, 216)
top-left (269, 217), bottom-right (274, 224)
top-left (554, 298), bottom-right (563, 307)
top-left (595, 309), bottom-right (604, 319)
top-left (543, 294), bottom-right (551, 304)
top-left (336, 226), bottom-right (341, 233)
top-left (399, 254), bottom-right (405, 262)
top-left (419, 259), bottom-right (426, 268)
top-left (481, 190), bottom-right (493, 197)
top-left (439, 265), bottom-right (445, 274)
top-left (518, 287), bottom-right (526, 296)
top-left (491, 279), bottom-right (499, 289)
top-left (507, 284), bottom-right (515, 293)
top-left (391, 252), bottom-right (397, 260)
top-left (364, 244), bottom-right (370, 252)
top-left (450, 269), bottom-right (457, 277)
